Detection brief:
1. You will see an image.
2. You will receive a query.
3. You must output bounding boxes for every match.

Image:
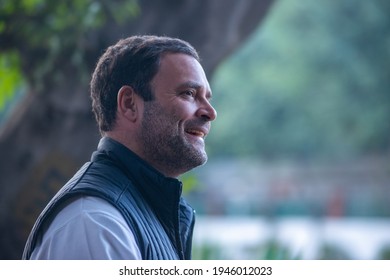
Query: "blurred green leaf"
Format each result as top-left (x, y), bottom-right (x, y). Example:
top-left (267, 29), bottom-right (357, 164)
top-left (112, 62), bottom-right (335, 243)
top-left (180, 172), bottom-right (199, 195)
top-left (0, 51), bottom-right (25, 111)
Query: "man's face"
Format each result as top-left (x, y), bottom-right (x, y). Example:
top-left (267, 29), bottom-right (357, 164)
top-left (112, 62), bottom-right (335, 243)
top-left (138, 53), bottom-right (217, 177)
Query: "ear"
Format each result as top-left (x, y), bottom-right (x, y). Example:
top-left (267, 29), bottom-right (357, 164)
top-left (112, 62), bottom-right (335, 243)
top-left (117, 85), bottom-right (139, 122)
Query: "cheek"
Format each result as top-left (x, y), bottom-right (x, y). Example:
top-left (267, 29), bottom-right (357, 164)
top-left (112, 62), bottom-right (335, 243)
top-left (170, 102), bottom-right (195, 121)
top-left (150, 100), bottom-right (195, 130)
top-left (155, 108), bottom-right (182, 132)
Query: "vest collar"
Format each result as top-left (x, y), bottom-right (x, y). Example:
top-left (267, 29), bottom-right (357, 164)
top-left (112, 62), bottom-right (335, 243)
top-left (92, 137), bottom-right (183, 238)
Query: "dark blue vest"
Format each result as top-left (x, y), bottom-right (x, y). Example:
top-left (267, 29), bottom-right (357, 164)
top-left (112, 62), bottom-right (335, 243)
top-left (22, 137), bottom-right (195, 260)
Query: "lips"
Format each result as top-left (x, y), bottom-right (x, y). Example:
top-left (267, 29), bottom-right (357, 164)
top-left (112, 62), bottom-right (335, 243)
top-left (185, 127), bottom-right (209, 139)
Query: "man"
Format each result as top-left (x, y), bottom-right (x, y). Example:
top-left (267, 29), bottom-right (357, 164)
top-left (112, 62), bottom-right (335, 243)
top-left (22, 35), bottom-right (217, 260)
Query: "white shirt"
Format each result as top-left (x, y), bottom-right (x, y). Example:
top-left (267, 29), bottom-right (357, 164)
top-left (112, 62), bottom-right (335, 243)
top-left (30, 196), bottom-right (142, 259)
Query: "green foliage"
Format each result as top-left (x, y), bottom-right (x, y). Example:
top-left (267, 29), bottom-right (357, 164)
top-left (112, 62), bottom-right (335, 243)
top-left (377, 244), bottom-right (390, 260)
top-left (180, 172), bottom-right (199, 195)
top-left (0, 52), bottom-right (25, 111)
top-left (250, 239), bottom-right (301, 260)
top-left (1, 0), bottom-right (106, 46)
top-left (0, 0), bottom-right (139, 37)
top-left (192, 242), bottom-right (224, 260)
top-left (318, 243), bottom-right (351, 260)
top-left (0, 0), bottom-right (139, 91)
top-left (208, 0), bottom-right (390, 161)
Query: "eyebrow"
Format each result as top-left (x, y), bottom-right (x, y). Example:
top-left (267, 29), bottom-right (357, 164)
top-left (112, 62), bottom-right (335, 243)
top-left (178, 81), bottom-right (213, 99)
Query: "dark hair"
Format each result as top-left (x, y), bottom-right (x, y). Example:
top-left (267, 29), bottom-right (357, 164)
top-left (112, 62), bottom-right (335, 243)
top-left (90, 35), bottom-right (200, 134)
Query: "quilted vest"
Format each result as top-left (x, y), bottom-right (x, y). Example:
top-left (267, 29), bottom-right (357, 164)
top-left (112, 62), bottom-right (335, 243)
top-left (22, 137), bottom-right (195, 260)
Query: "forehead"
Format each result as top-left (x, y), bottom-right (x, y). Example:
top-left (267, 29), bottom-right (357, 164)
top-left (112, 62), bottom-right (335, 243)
top-left (152, 53), bottom-right (211, 92)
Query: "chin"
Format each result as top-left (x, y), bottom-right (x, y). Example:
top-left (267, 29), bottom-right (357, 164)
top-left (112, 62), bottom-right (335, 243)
top-left (194, 151), bottom-right (208, 166)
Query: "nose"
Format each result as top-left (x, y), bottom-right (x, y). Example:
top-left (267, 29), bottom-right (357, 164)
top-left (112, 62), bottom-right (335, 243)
top-left (197, 100), bottom-right (217, 121)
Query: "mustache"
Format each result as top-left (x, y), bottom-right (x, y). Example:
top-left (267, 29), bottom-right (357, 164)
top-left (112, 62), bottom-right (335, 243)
top-left (186, 119), bottom-right (210, 129)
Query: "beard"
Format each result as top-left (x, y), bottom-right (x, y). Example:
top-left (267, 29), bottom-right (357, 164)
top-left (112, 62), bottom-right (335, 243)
top-left (139, 101), bottom-right (208, 177)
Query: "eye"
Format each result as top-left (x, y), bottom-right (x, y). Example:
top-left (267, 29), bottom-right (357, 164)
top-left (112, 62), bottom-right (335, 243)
top-left (182, 89), bottom-right (196, 98)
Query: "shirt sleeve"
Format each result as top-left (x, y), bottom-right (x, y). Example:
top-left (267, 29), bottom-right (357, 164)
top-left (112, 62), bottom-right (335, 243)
top-left (30, 196), bottom-right (142, 260)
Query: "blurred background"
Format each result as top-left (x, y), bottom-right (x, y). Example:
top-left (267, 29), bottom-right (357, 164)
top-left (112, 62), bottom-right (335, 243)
top-left (1, 0), bottom-right (389, 260)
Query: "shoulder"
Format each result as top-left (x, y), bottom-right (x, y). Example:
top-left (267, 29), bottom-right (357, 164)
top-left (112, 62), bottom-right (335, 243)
top-left (49, 195), bottom-right (127, 227)
top-left (31, 196), bottom-right (142, 260)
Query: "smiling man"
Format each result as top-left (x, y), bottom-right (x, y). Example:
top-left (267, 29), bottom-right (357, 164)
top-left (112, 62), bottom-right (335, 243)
top-left (23, 35), bottom-right (217, 260)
